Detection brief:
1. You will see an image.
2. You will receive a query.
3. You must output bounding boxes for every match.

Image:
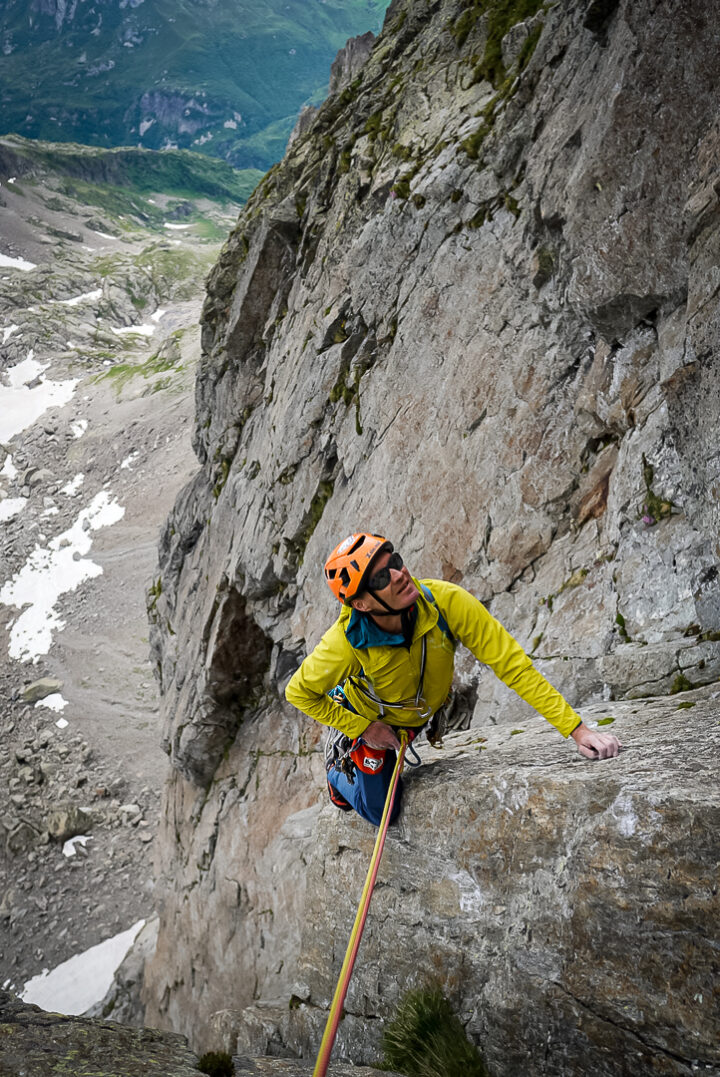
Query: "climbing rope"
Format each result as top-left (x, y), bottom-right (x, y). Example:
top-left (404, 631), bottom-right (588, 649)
top-left (312, 729), bottom-right (409, 1077)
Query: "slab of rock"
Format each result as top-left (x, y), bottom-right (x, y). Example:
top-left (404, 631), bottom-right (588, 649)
top-left (0, 989), bottom-right (202, 1076)
top-left (233, 1060), bottom-right (401, 1076)
top-left (145, 692), bottom-right (719, 1077)
top-left (21, 677), bottom-right (63, 703)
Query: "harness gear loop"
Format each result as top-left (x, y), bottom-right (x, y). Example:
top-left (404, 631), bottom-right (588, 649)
top-left (312, 730), bottom-right (409, 1077)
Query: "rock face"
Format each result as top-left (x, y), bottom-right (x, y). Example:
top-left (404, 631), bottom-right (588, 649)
top-left (0, 987), bottom-right (396, 1075)
top-left (143, 0), bottom-right (720, 1070)
top-left (0, 988), bottom-right (202, 1077)
top-left (218, 694), bottom-right (720, 1077)
top-left (85, 917), bottom-right (160, 1026)
top-left (329, 31), bottom-right (376, 95)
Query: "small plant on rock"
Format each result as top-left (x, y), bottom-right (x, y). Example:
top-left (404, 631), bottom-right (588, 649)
top-left (381, 986), bottom-right (490, 1076)
top-left (198, 1050), bottom-right (233, 1077)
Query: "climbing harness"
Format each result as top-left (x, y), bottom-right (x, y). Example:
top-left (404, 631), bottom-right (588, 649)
top-left (312, 730), bottom-right (410, 1077)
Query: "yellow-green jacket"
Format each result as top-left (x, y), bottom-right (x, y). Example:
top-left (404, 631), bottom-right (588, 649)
top-left (285, 578), bottom-right (581, 740)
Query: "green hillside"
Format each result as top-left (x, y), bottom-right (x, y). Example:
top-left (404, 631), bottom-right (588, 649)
top-left (0, 134), bottom-right (263, 233)
top-left (0, 0), bottom-right (389, 170)
top-left (0, 135), bottom-right (262, 202)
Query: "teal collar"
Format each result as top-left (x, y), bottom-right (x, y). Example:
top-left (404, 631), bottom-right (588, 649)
top-left (345, 605), bottom-right (417, 649)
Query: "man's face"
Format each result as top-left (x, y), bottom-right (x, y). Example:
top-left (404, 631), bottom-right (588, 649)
top-left (353, 549), bottom-right (419, 614)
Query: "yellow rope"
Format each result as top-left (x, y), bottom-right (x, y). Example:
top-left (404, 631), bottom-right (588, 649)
top-left (312, 730), bottom-right (409, 1077)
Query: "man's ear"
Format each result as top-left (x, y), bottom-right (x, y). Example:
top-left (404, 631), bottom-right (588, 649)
top-left (351, 594), bottom-right (371, 613)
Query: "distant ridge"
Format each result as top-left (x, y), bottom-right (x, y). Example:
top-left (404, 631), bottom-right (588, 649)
top-left (0, 134), bottom-right (263, 205)
top-left (0, 0), bottom-right (390, 170)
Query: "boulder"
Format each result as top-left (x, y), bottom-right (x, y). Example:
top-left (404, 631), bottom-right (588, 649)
top-left (45, 803), bottom-right (92, 842)
top-left (21, 678), bottom-right (63, 704)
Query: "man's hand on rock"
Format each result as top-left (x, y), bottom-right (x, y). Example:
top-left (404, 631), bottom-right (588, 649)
top-left (361, 721), bottom-right (401, 750)
top-left (571, 722), bottom-right (621, 760)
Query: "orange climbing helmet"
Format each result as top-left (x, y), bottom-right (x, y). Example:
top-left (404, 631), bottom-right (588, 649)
top-left (324, 532), bottom-right (392, 604)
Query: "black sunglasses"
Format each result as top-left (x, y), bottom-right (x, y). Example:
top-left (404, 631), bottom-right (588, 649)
top-left (365, 551), bottom-right (404, 592)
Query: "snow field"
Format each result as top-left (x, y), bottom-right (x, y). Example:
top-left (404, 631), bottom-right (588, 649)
top-left (21, 920), bottom-right (145, 1015)
top-left (0, 491), bottom-right (126, 661)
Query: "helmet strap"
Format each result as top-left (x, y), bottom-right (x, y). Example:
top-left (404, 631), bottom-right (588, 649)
top-left (363, 592), bottom-right (417, 626)
top-left (363, 589), bottom-right (401, 616)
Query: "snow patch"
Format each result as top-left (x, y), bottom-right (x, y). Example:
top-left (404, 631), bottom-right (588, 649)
top-left (58, 289), bottom-right (102, 307)
top-left (70, 420), bottom-right (88, 439)
top-left (139, 118), bottom-right (155, 136)
top-left (0, 498), bottom-right (26, 522)
top-left (150, 307), bottom-right (166, 323)
top-left (0, 252), bottom-right (36, 272)
top-left (63, 835), bottom-right (91, 858)
top-left (35, 692), bottom-right (67, 712)
top-left (6, 353), bottom-right (44, 387)
top-left (0, 490), bottom-right (126, 661)
top-left (2, 454), bottom-right (18, 481)
top-left (2, 324), bottom-right (19, 344)
top-left (21, 920), bottom-right (144, 1015)
top-left (56, 717), bottom-right (69, 729)
top-left (62, 473), bottom-right (84, 496)
top-left (120, 451), bottom-right (139, 470)
top-left (163, 223), bottom-right (190, 230)
top-left (0, 355), bottom-right (79, 442)
top-left (111, 323), bottom-right (155, 337)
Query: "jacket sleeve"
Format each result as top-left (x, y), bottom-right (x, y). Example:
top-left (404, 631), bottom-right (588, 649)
top-left (285, 623), bottom-right (371, 740)
top-left (429, 580), bottom-right (582, 738)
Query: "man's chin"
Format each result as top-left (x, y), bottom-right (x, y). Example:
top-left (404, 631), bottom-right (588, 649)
top-left (398, 583), bottom-right (420, 607)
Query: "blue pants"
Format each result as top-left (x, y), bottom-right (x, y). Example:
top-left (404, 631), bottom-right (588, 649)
top-left (326, 684), bottom-right (404, 827)
top-left (328, 749), bottom-right (404, 827)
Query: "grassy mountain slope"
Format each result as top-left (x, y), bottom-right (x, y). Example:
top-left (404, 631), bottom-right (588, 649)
top-left (0, 135), bottom-right (262, 203)
top-left (0, 0), bottom-right (389, 169)
top-left (0, 134), bottom-right (262, 238)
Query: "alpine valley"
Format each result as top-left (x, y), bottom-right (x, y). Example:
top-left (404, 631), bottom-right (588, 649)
top-left (0, 0), bottom-right (389, 169)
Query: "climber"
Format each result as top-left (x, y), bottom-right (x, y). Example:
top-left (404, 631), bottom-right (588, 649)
top-left (285, 532), bottom-right (620, 826)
